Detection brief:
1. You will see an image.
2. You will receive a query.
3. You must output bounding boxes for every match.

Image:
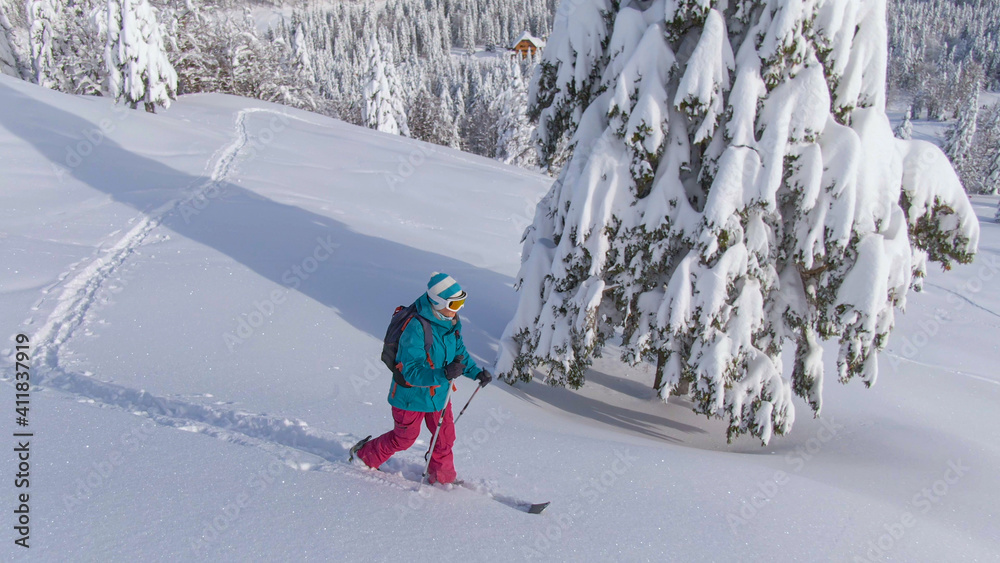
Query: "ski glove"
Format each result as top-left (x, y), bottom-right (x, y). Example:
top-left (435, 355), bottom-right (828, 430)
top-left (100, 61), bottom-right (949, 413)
top-left (476, 369), bottom-right (493, 388)
top-left (445, 355), bottom-right (465, 381)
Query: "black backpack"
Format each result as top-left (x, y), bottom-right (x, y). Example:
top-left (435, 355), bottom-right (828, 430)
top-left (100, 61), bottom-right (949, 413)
top-left (381, 304), bottom-right (434, 388)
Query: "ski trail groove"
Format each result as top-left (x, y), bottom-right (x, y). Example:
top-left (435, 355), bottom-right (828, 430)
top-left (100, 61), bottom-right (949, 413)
top-left (39, 364), bottom-right (357, 465)
top-left (33, 109), bottom-right (253, 366)
top-left (31, 106), bottom-right (317, 365)
top-left (924, 282), bottom-right (1000, 320)
top-left (25, 108), bottom-right (367, 475)
top-left (885, 353), bottom-right (1000, 386)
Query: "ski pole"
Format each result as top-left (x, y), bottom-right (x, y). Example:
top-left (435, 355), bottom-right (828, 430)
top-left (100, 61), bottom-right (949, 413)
top-left (453, 385), bottom-right (481, 425)
top-left (421, 382), bottom-right (454, 488)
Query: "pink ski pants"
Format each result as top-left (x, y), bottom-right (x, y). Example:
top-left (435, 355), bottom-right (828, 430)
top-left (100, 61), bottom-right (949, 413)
top-left (357, 403), bottom-right (457, 484)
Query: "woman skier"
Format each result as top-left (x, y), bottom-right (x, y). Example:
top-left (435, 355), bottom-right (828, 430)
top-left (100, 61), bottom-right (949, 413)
top-left (350, 272), bottom-right (492, 485)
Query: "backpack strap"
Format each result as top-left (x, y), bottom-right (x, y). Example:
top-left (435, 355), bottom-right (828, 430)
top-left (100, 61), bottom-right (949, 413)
top-left (392, 313), bottom-right (437, 388)
top-left (415, 314), bottom-right (435, 368)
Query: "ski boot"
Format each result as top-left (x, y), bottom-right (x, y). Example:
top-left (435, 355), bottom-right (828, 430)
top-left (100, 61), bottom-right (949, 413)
top-left (348, 435), bottom-right (372, 465)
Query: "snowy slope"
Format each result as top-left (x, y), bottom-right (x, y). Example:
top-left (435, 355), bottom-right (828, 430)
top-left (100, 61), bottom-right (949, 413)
top-left (1, 76), bottom-right (998, 561)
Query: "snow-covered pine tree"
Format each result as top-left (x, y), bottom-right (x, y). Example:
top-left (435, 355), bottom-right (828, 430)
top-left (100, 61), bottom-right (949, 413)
top-left (497, 0), bottom-right (980, 444)
top-left (362, 35), bottom-right (408, 136)
top-left (495, 57), bottom-right (537, 168)
top-left (978, 104), bottom-right (1000, 196)
top-left (291, 22), bottom-right (315, 87)
top-left (461, 62), bottom-right (502, 156)
top-left (894, 108), bottom-right (912, 140)
top-left (409, 85), bottom-right (460, 147)
top-left (482, 16), bottom-right (498, 51)
top-left (527, 0), bottom-right (610, 175)
top-left (451, 75), bottom-right (467, 129)
top-left (461, 14), bottom-right (475, 54)
top-left (56, 0), bottom-right (104, 96)
top-left (27, 0), bottom-right (57, 87)
top-left (437, 85), bottom-right (461, 149)
top-left (382, 40), bottom-right (410, 137)
top-left (0, 2), bottom-right (22, 78)
top-left (105, 0), bottom-right (177, 112)
top-left (923, 59), bottom-right (949, 121)
top-left (944, 84), bottom-right (979, 191)
top-left (163, 0), bottom-right (215, 95)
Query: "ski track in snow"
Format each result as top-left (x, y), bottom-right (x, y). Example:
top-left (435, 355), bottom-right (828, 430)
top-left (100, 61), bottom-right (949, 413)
top-left (885, 353), bottom-right (1000, 386)
top-left (30, 108), bottom-right (253, 363)
top-left (924, 281), bottom-right (1000, 320)
top-left (15, 107), bottom-right (531, 509)
top-left (22, 108), bottom-right (372, 473)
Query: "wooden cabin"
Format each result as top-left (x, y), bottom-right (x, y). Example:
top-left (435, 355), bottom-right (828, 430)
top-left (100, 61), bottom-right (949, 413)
top-left (511, 32), bottom-right (545, 59)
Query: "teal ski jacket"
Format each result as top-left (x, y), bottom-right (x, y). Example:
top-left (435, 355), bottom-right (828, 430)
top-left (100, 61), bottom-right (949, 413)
top-left (388, 294), bottom-right (482, 412)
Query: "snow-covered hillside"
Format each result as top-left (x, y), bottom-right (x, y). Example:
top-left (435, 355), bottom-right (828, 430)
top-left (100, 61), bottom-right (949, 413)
top-left (1, 76), bottom-right (998, 561)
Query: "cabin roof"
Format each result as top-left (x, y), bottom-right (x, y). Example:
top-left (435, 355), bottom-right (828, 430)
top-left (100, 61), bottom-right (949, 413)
top-left (511, 31), bottom-right (545, 49)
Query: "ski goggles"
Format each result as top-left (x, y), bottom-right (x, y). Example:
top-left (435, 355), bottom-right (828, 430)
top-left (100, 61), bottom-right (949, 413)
top-left (444, 292), bottom-right (467, 311)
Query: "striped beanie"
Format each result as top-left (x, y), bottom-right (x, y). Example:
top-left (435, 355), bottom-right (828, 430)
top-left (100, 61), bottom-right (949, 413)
top-left (426, 272), bottom-right (465, 309)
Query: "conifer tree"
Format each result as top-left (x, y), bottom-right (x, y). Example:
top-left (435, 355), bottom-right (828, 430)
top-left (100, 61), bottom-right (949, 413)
top-left (105, 0), bottom-right (177, 112)
top-left (437, 85), bottom-right (461, 148)
top-left (363, 35), bottom-right (408, 136)
top-left (0, 2), bottom-right (23, 78)
top-left (497, 0), bottom-right (979, 444)
top-left (944, 85), bottom-right (979, 191)
top-left (57, 0), bottom-right (105, 96)
top-left (495, 57), bottom-right (536, 167)
top-left (291, 22), bottom-right (315, 86)
top-left (27, 0), bottom-right (57, 87)
top-left (978, 104), bottom-right (1000, 196)
top-left (894, 108), bottom-right (913, 140)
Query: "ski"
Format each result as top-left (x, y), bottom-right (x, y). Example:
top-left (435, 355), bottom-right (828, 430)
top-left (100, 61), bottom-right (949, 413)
top-left (344, 443), bottom-right (548, 514)
top-left (453, 479), bottom-right (550, 514)
top-left (527, 501), bottom-right (551, 514)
